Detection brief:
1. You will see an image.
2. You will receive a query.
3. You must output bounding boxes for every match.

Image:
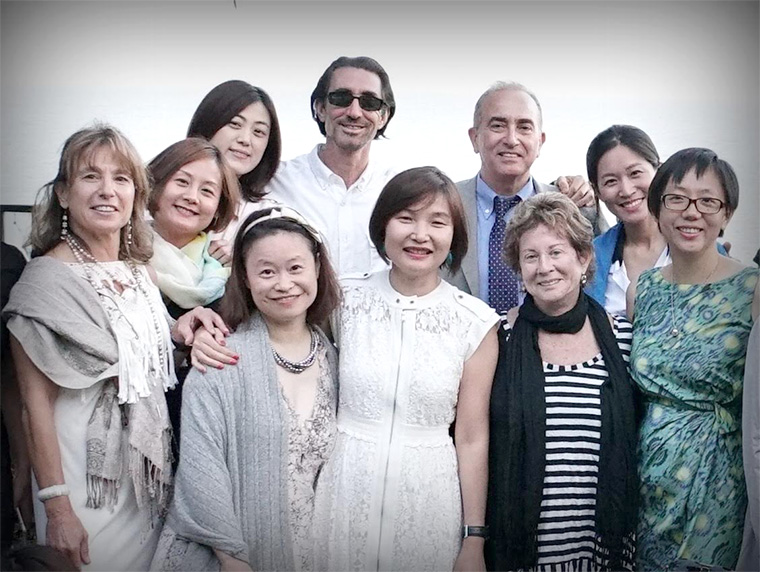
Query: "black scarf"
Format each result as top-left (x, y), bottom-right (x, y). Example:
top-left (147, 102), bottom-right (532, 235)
top-left (486, 292), bottom-right (639, 571)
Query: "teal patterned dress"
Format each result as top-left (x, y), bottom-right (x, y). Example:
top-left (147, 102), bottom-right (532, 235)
top-left (631, 266), bottom-right (758, 570)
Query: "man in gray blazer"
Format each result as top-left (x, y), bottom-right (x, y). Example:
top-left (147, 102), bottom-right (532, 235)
top-left (447, 81), bottom-right (603, 312)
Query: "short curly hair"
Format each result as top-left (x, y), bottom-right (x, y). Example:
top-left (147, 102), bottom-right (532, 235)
top-left (503, 192), bottom-right (595, 283)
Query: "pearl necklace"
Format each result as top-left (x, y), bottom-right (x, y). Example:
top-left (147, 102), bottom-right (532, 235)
top-left (668, 257), bottom-right (720, 337)
top-left (271, 328), bottom-right (319, 374)
top-left (65, 234), bottom-right (169, 374)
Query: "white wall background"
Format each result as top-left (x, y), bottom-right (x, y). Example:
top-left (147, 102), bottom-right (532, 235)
top-left (2, 0), bottom-right (758, 263)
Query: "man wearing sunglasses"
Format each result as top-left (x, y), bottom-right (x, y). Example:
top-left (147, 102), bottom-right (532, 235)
top-left (446, 81), bottom-right (604, 314)
top-left (266, 56), bottom-right (397, 277)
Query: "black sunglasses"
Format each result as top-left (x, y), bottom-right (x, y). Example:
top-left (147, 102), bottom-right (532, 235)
top-left (327, 90), bottom-right (385, 112)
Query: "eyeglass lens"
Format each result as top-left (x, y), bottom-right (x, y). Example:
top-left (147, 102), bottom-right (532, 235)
top-left (327, 90), bottom-right (384, 111)
top-left (663, 194), bottom-right (723, 214)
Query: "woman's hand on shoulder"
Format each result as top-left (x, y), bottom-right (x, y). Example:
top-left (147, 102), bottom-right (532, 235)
top-left (208, 238), bottom-right (233, 268)
top-left (190, 326), bottom-right (238, 373)
top-left (173, 307), bottom-right (230, 347)
top-left (555, 175), bottom-right (595, 208)
top-left (44, 496), bottom-right (89, 569)
top-left (453, 538), bottom-right (486, 572)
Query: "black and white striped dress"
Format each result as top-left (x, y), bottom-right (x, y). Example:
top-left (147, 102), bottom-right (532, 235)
top-left (502, 315), bottom-right (634, 572)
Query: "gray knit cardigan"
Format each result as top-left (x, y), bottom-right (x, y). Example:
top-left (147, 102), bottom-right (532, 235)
top-left (150, 313), bottom-right (337, 571)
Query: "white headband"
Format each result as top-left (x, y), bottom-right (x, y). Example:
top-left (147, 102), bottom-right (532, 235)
top-left (241, 206), bottom-right (323, 245)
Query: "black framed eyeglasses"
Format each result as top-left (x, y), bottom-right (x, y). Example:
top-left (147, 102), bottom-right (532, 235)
top-left (327, 90), bottom-right (385, 112)
top-left (662, 194), bottom-right (725, 214)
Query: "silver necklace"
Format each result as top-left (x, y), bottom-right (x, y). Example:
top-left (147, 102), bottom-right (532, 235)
top-left (271, 328), bottom-right (319, 374)
top-left (65, 233), bottom-right (169, 373)
top-left (668, 257), bottom-right (720, 337)
top-left (65, 234), bottom-right (133, 288)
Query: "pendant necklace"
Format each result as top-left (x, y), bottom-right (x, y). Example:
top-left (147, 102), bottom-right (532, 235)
top-left (271, 328), bottom-right (319, 374)
top-left (65, 233), bottom-right (168, 373)
top-left (668, 257), bottom-right (720, 337)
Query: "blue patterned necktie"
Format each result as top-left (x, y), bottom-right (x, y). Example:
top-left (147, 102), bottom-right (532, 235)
top-left (488, 195), bottom-right (522, 315)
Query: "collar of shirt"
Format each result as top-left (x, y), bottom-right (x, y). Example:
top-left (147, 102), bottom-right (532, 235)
top-left (307, 144), bottom-right (374, 194)
top-left (475, 174), bottom-right (536, 220)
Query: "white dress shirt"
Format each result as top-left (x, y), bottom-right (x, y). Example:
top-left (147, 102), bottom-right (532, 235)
top-left (264, 145), bottom-right (396, 277)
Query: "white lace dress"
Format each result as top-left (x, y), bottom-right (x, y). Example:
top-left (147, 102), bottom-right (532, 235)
top-left (312, 270), bottom-right (499, 571)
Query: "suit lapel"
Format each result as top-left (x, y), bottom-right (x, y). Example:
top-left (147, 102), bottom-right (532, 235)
top-left (460, 177), bottom-right (479, 296)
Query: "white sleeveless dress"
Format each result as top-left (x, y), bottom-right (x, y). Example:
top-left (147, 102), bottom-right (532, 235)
top-left (312, 270), bottom-right (499, 571)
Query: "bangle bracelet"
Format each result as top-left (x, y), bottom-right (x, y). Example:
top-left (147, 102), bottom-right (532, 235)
top-left (462, 525), bottom-right (489, 539)
top-left (37, 484), bottom-right (70, 502)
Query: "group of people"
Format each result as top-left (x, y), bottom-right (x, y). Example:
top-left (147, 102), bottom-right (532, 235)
top-left (0, 53), bottom-right (758, 572)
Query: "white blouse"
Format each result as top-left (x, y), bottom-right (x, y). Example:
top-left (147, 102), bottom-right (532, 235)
top-left (604, 247), bottom-right (670, 316)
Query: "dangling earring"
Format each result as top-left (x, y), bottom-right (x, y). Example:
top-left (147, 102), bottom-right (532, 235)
top-left (445, 252), bottom-right (454, 267)
top-left (378, 244), bottom-right (386, 256)
top-left (580, 273), bottom-right (588, 287)
top-left (521, 282), bottom-right (527, 293)
top-left (60, 209), bottom-right (68, 240)
top-left (126, 220), bottom-right (133, 247)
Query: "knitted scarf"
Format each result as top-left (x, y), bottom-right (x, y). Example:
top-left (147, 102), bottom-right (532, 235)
top-left (151, 231), bottom-right (229, 309)
top-left (3, 257), bottom-right (175, 517)
top-left (487, 292), bottom-right (638, 570)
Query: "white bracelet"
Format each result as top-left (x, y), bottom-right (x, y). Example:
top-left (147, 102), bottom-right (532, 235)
top-left (37, 484), bottom-right (70, 502)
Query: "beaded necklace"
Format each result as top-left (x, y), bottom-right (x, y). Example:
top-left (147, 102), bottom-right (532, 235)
top-left (65, 233), bottom-right (169, 374)
top-left (271, 327), bottom-right (319, 374)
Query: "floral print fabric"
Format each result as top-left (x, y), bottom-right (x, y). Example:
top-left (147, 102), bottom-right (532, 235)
top-left (631, 266), bottom-right (758, 570)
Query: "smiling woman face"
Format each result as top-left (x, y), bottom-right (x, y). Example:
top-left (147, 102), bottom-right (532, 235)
top-left (244, 230), bottom-right (319, 327)
top-left (384, 194), bottom-right (454, 287)
top-left (210, 101), bottom-right (271, 177)
top-left (152, 157), bottom-right (223, 249)
top-left (596, 144), bottom-right (657, 225)
top-left (657, 167), bottom-right (729, 257)
top-left (57, 145), bottom-right (135, 249)
top-left (518, 223), bottom-right (590, 316)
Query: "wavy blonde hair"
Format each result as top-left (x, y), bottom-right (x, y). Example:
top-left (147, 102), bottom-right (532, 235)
top-left (30, 124), bottom-right (153, 262)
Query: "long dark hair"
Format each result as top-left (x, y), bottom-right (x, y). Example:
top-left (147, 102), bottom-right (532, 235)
top-left (586, 125), bottom-right (660, 193)
top-left (188, 80), bottom-right (281, 201)
top-left (220, 208), bottom-right (341, 330)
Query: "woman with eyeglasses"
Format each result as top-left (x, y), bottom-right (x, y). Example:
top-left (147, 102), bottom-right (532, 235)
top-left (586, 126), bottom-right (729, 316)
top-left (627, 148), bottom-right (759, 570)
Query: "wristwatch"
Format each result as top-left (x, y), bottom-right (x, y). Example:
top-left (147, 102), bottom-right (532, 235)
top-left (462, 525), bottom-right (489, 539)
